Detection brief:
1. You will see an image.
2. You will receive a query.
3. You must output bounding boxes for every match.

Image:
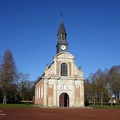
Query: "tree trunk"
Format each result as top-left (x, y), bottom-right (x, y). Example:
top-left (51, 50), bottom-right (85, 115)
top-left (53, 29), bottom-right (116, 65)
top-left (110, 91), bottom-right (113, 106)
top-left (110, 99), bottom-right (113, 106)
top-left (93, 94), bottom-right (96, 105)
top-left (3, 91), bottom-right (7, 104)
top-left (101, 92), bottom-right (103, 105)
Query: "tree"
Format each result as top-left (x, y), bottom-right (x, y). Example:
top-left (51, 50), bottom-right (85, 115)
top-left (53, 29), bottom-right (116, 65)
top-left (111, 66), bottom-right (120, 100)
top-left (0, 49), bottom-right (18, 104)
top-left (18, 72), bottom-right (34, 102)
top-left (95, 69), bottom-right (107, 105)
top-left (0, 58), bottom-right (2, 102)
top-left (107, 65), bottom-right (120, 105)
top-left (88, 69), bottom-right (109, 105)
top-left (84, 78), bottom-right (92, 106)
top-left (89, 73), bottom-right (97, 105)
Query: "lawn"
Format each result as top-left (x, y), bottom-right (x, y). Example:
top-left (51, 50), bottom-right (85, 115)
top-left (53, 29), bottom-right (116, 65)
top-left (1, 103), bottom-right (120, 109)
top-left (0, 103), bottom-right (35, 108)
top-left (89, 104), bottom-right (120, 109)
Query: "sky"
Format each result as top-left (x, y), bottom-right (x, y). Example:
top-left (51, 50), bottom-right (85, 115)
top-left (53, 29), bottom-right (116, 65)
top-left (0, 0), bottom-right (120, 81)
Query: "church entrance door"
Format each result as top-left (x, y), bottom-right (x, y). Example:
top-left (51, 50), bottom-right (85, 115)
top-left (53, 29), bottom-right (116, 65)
top-left (59, 93), bottom-right (69, 107)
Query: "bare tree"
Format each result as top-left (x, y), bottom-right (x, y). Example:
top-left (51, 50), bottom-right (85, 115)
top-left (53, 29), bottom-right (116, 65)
top-left (107, 65), bottom-right (120, 105)
top-left (84, 78), bottom-right (92, 105)
top-left (106, 68), bottom-right (114, 106)
top-left (0, 49), bottom-right (18, 104)
top-left (18, 73), bottom-right (29, 101)
top-left (89, 73), bottom-right (97, 105)
top-left (89, 69), bottom-right (109, 105)
top-left (18, 73), bottom-right (34, 102)
top-left (112, 66), bottom-right (120, 100)
top-left (96, 69), bottom-right (105, 105)
top-left (0, 56), bottom-right (2, 102)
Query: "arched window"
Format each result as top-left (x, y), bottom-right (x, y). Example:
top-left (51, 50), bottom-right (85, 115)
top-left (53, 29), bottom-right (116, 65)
top-left (61, 63), bottom-right (68, 76)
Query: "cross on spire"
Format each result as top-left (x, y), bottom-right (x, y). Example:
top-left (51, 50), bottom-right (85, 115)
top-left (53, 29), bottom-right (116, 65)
top-left (58, 12), bottom-right (65, 21)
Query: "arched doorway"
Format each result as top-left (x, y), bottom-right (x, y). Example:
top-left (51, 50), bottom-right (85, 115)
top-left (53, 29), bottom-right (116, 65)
top-left (59, 93), bottom-right (69, 107)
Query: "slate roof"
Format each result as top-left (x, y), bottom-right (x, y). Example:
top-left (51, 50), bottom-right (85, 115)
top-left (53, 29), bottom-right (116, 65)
top-left (57, 21), bottom-right (67, 34)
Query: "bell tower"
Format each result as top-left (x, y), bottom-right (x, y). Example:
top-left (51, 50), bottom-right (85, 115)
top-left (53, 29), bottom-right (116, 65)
top-left (56, 20), bottom-right (68, 54)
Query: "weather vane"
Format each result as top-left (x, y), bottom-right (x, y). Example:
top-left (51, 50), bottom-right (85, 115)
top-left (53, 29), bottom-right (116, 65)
top-left (58, 12), bottom-right (65, 20)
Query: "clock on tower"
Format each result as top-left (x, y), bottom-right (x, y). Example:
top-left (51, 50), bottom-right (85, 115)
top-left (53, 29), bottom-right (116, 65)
top-left (61, 45), bottom-right (66, 50)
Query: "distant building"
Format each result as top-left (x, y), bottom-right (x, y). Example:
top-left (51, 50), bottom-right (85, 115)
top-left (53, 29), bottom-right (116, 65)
top-left (34, 20), bottom-right (85, 107)
top-left (108, 97), bottom-right (117, 104)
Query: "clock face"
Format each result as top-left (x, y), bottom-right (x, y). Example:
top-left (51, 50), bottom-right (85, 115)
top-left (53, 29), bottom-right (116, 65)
top-left (61, 45), bottom-right (66, 50)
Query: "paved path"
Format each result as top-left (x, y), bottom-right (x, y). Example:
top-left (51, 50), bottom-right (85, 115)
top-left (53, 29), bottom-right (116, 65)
top-left (0, 108), bottom-right (120, 120)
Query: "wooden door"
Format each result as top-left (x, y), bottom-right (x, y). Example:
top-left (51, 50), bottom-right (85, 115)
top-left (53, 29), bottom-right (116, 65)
top-left (59, 93), bottom-right (69, 107)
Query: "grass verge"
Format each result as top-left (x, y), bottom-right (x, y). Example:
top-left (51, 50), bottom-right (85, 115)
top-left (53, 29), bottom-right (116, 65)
top-left (88, 104), bottom-right (120, 109)
top-left (0, 103), bottom-right (35, 108)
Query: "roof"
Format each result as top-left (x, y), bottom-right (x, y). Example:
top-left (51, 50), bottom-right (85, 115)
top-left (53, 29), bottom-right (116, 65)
top-left (57, 21), bottom-right (67, 34)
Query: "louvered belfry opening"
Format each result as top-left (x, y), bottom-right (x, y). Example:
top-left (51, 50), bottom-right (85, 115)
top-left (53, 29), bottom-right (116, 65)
top-left (59, 93), bottom-right (69, 107)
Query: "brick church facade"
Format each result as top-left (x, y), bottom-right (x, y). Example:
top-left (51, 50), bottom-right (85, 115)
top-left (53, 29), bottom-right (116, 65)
top-left (34, 20), bottom-right (85, 107)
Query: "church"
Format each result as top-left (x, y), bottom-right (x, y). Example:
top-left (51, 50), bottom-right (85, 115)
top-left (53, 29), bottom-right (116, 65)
top-left (34, 20), bottom-right (85, 107)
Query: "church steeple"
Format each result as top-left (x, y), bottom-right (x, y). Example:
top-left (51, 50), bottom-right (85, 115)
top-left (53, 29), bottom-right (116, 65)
top-left (57, 20), bottom-right (66, 36)
top-left (56, 20), bottom-right (68, 54)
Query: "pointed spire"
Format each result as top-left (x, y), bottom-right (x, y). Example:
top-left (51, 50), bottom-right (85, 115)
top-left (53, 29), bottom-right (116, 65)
top-left (57, 21), bottom-right (67, 35)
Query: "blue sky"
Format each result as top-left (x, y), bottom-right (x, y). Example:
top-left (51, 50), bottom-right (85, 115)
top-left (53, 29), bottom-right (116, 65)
top-left (0, 0), bottom-right (120, 81)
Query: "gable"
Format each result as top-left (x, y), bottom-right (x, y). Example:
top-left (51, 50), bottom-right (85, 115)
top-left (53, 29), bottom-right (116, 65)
top-left (54, 52), bottom-right (75, 59)
top-left (54, 52), bottom-right (75, 63)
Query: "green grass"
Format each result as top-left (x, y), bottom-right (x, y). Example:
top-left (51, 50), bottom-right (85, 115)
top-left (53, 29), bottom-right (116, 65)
top-left (1, 103), bottom-right (120, 109)
top-left (0, 103), bottom-right (36, 108)
top-left (88, 104), bottom-right (120, 109)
